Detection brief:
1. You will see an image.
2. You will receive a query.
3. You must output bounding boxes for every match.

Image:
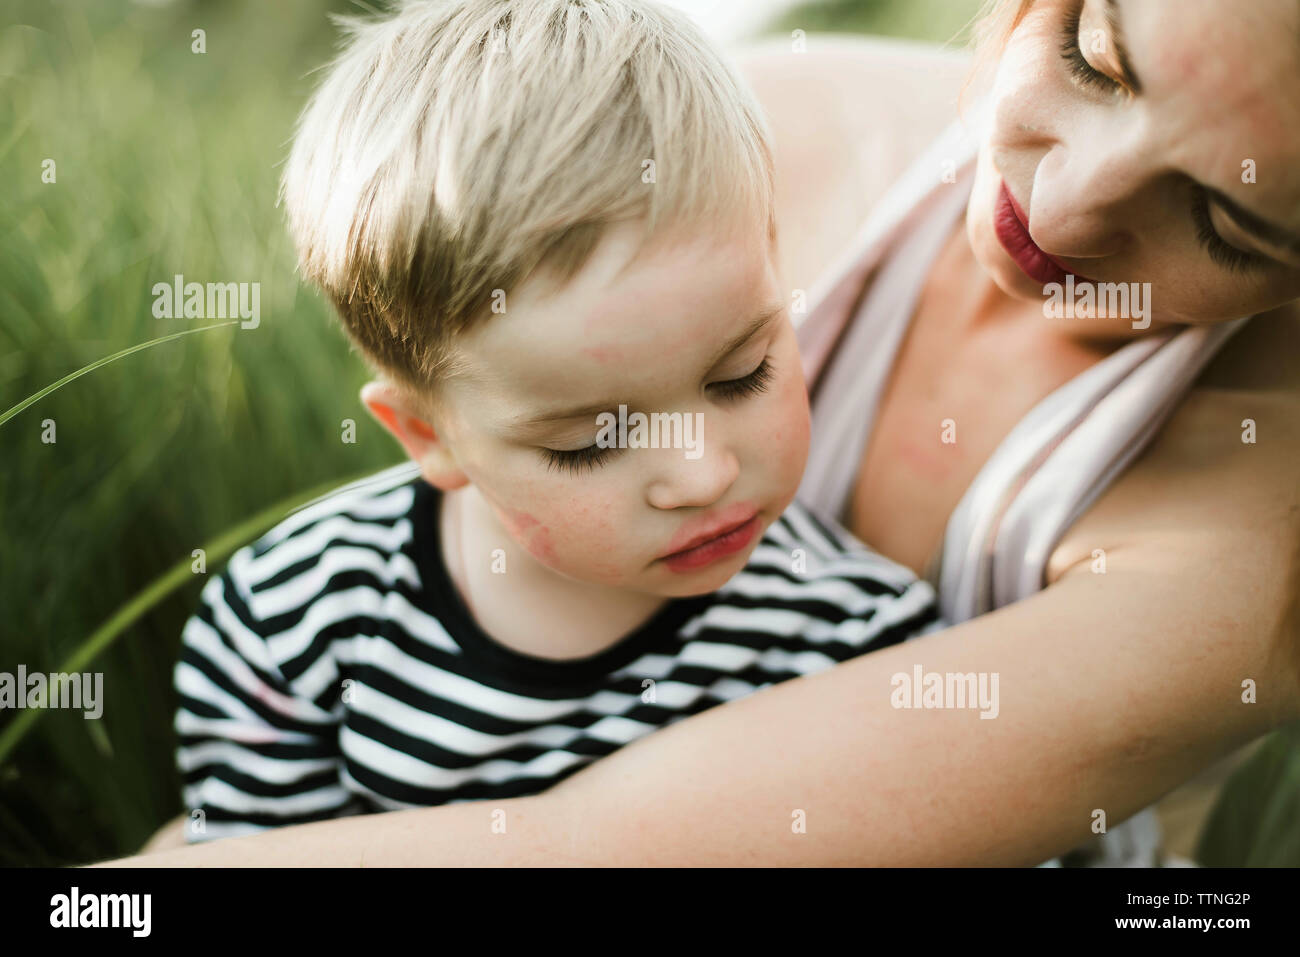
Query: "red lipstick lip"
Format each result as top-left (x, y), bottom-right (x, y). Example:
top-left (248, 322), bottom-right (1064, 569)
top-left (994, 181), bottom-right (1089, 284)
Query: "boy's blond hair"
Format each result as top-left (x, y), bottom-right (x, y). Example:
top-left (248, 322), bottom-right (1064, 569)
top-left (282, 0), bottom-right (776, 397)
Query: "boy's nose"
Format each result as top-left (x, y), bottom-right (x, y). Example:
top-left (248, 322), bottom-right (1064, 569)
top-left (645, 443), bottom-right (739, 511)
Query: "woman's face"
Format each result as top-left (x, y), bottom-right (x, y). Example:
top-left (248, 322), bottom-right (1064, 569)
top-left (968, 0), bottom-right (1300, 329)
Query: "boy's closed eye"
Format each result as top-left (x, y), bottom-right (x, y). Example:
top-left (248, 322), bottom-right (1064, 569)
top-left (540, 356), bottom-right (776, 475)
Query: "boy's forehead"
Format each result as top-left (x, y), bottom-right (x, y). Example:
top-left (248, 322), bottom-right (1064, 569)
top-left (452, 220), bottom-right (780, 407)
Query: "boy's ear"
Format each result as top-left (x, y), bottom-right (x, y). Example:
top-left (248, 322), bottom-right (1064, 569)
top-left (360, 381), bottom-right (468, 492)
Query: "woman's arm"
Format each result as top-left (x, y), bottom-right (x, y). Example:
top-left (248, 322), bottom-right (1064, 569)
top-left (98, 43), bottom-right (1299, 869)
top-left (101, 309), bottom-right (1300, 867)
top-left (99, 478), bottom-right (1298, 866)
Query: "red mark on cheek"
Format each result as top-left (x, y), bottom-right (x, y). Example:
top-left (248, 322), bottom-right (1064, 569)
top-left (499, 508), bottom-right (538, 535)
top-left (499, 508), bottom-right (559, 564)
top-left (581, 343), bottom-right (623, 365)
top-left (525, 527), bottom-right (558, 563)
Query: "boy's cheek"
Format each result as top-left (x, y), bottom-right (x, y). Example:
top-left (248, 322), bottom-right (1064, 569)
top-left (500, 485), bottom-right (635, 576)
top-left (765, 371), bottom-right (812, 472)
top-left (773, 416), bottom-right (811, 492)
top-left (506, 512), bottom-right (561, 565)
top-left (548, 494), bottom-right (632, 566)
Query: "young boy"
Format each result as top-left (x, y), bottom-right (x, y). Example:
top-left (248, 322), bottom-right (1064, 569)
top-left (173, 0), bottom-right (938, 844)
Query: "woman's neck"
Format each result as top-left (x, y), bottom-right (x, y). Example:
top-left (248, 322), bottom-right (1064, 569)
top-left (845, 219), bottom-right (1126, 575)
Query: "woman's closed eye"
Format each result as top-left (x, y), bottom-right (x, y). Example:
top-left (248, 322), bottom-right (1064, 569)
top-left (1060, 6), bottom-right (1271, 275)
top-left (1059, 3), bottom-right (1125, 96)
top-left (1190, 185), bottom-right (1271, 275)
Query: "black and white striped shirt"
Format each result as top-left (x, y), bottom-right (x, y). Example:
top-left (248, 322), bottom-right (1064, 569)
top-left (174, 464), bottom-right (939, 842)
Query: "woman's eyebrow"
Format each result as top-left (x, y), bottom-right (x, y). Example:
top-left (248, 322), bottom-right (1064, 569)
top-left (1206, 186), bottom-right (1300, 258)
top-left (1105, 0), bottom-right (1143, 94)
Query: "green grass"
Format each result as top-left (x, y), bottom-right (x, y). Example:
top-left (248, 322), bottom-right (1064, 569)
top-left (765, 0), bottom-right (984, 47)
top-left (2, 0), bottom-right (1295, 868)
top-left (0, 0), bottom-right (401, 864)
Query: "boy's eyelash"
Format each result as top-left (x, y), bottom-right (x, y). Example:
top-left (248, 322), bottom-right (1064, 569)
top-left (1059, 4), bottom-right (1120, 94)
top-left (540, 359), bottom-right (776, 476)
top-left (709, 357), bottom-right (774, 402)
top-left (541, 442), bottom-right (617, 476)
top-left (1190, 186), bottom-right (1269, 275)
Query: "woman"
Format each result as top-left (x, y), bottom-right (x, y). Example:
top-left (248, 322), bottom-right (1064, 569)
top-left (124, 0), bottom-right (1300, 866)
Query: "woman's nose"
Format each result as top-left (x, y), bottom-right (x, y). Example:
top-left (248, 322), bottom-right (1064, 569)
top-left (992, 70), bottom-right (1148, 262)
top-left (1028, 138), bottom-right (1148, 261)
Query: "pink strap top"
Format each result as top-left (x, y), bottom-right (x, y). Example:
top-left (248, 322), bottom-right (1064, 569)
top-left (794, 101), bottom-right (1249, 867)
top-left (795, 101), bottom-right (1249, 623)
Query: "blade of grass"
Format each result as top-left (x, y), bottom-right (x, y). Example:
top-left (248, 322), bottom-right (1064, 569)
top-left (0, 470), bottom-right (378, 765)
top-left (1195, 722), bottom-right (1300, 866)
top-left (0, 320), bottom-right (239, 428)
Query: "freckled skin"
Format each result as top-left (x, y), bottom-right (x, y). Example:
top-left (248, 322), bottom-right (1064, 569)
top-left (497, 507), bottom-right (539, 536)
top-left (432, 212), bottom-right (812, 603)
top-left (496, 507), bottom-right (558, 564)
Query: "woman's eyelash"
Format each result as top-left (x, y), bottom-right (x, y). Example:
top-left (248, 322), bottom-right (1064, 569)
top-left (541, 442), bottom-right (616, 475)
top-left (1059, 5), bottom-right (1119, 93)
top-left (1058, 7), bottom-right (1266, 276)
top-left (1059, 8), bottom-right (1267, 276)
top-left (1190, 186), bottom-right (1269, 275)
top-left (710, 358), bottom-right (774, 402)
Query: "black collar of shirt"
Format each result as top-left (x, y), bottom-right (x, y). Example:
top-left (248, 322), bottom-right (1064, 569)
top-left (407, 478), bottom-right (716, 691)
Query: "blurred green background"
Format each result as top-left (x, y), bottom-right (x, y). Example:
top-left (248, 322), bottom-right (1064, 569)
top-left (1, 0), bottom-right (1294, 867)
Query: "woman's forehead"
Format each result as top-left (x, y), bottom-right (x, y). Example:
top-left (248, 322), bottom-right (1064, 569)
top-left (1121, 0), bottom-right (1300, 215)
top-left (1123, 0), bottom-right (1299, 107)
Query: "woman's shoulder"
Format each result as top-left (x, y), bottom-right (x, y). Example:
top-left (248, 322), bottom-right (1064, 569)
top-left (1049, 306), bottom-right (1300, 691)
top-left (1049, 305), bottom-right (1300, 579)
top-left (1140, 305), bottom-right (1300, 476)
top-left (734, 34), bottom-right (973, 294)
top-left (734, 33), bottom-right (973, 141)
top-left (1196, 303), bottom-right (1300, 396)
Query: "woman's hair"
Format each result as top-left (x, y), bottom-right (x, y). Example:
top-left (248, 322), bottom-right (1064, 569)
top-left (281, 0), bottom-right (776, 395)
top-left (975, 1), bottom-right (1036, 70)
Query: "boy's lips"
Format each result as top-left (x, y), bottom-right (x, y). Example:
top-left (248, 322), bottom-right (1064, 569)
top-left (658, 503), bottom-right (760, 572)
top-left (994, 181), bottom-right (1090, 285)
